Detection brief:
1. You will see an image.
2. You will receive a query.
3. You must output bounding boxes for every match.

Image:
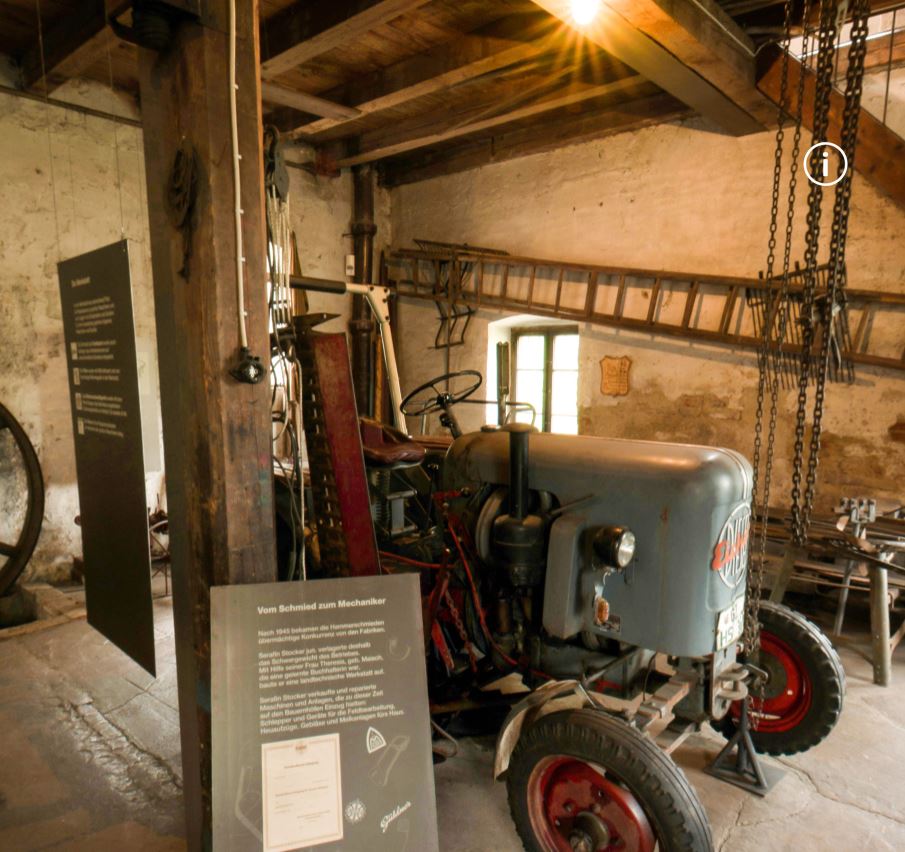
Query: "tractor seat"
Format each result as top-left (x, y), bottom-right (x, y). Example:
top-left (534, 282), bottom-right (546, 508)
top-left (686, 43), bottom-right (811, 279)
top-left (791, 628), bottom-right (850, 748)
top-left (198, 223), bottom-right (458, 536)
top-left (359, 417), bottom-right (426, 468)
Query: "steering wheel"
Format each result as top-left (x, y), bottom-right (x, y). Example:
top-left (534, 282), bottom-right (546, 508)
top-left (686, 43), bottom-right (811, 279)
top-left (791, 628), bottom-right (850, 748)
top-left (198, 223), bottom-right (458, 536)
top-left (400, 370), bottom-right (483, 417)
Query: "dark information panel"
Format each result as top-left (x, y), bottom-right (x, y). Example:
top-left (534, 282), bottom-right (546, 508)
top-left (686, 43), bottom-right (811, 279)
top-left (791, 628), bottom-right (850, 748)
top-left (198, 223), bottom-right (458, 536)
top-left (58, 240), bottom-right (155, 675)
top-left (211, 575), bottom-right (439, 852)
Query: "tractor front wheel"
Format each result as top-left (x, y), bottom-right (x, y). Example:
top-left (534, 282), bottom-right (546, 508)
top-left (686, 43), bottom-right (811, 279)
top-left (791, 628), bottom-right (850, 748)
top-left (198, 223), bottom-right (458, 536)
top-left (507, 708), bottom-right (712, 852)
top-left (715, 601), bottom-right (845, 755)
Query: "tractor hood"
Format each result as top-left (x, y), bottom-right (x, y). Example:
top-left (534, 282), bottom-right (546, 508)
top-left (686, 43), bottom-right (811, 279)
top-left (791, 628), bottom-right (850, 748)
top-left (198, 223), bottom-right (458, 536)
top-left (444, 430), bottom-right (753, 657)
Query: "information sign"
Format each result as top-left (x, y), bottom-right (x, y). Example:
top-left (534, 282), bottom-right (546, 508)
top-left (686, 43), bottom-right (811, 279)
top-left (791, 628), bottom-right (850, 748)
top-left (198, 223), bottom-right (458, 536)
top-left (58, 240), bottom-right (154, 674)
top-left (212, 574), bottom-right (439, 852)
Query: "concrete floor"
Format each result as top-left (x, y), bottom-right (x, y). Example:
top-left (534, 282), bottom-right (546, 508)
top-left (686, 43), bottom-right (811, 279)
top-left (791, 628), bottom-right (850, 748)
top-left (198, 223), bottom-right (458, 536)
top-left (1, 589), bottom-right (903, 851)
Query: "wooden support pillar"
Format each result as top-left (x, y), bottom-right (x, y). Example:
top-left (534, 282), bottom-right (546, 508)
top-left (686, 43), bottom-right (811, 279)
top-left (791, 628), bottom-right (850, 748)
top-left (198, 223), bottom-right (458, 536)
top-left (136, 2), bottom-right (277, 848)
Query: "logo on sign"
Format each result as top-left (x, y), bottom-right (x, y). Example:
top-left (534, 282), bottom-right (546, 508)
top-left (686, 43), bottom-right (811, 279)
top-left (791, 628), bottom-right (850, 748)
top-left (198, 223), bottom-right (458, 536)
top-left (381, 801), bottom-right (412, 833)
top-left (367, 726), bottom-right (387, 754)
top-left (711, 504), bottom-right (751, 588)
top-left (345, 799), bottom-right (367, 824)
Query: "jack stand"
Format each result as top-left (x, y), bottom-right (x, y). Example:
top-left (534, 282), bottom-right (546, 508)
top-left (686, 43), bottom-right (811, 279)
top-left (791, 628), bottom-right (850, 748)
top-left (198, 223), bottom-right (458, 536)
top-left (705, 701), bottom-right (785, 797)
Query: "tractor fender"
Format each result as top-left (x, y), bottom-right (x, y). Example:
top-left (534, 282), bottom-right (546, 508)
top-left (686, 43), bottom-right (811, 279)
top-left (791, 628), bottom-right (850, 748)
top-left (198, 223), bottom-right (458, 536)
top-left (493, 679), bottom-right (592, 779)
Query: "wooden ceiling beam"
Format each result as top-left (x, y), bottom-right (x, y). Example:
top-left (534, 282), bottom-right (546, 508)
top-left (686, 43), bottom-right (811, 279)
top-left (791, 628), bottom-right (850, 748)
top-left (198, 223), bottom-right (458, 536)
top-left (336, 73), bottom-right (651, 167)
top-left (261, 0), bottom-right (431, 80)
top-left (378, 91), bottom-right (690, 186)
top-left (757, 44), bottom-right (905, 210)
top-left (602, 0), bottom-right (775, 124)
top-left (18, 0), bottom-right (111, 94)
top-left (291, 12), bottom-right (563, 140)
top-left (529, 0), bottom-right (764, 134)
top-left (261, 81), bottom-right (361, 119)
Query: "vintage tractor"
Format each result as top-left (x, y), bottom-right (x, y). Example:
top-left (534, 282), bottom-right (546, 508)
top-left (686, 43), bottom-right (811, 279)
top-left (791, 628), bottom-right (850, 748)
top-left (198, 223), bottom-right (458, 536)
top-left (355, 369), bottom-right (845, 852)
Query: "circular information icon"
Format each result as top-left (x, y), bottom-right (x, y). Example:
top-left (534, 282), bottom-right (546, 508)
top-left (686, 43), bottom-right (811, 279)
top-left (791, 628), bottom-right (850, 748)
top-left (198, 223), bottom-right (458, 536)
top-left (803, 142), bottom-right (848, 187)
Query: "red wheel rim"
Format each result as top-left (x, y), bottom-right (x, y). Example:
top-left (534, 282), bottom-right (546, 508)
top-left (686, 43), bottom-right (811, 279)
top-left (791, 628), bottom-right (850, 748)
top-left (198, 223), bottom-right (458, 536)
top-left (527, 755), bottom-right (656, 852)
top-left (733, 629), bottom-right (812, 733)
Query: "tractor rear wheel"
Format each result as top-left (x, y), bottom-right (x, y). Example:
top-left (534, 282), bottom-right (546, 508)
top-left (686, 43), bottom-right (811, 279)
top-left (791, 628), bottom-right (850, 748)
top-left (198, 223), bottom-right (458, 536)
top-left (507, 708), bottom-right (712, 852)
top-left (714, 601), bottom-right (845, 756)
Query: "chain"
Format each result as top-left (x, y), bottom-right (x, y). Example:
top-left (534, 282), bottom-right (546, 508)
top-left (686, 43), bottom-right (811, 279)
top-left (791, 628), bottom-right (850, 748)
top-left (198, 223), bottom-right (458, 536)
top-left (743, 0), bottom-right (801, 679)
top-left (790, 0), bottom-right (842, 546)
top-left (443, 588), bottom-right (478, 672)
top-left (800, 0), bottom-right (870, 535)
top-left (745, 0), bottom-right (869, 727)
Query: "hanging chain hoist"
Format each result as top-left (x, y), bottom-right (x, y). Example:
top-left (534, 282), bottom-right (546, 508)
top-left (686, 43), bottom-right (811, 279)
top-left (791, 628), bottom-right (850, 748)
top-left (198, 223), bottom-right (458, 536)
top-left (744, 0), bottom-right (871, 721)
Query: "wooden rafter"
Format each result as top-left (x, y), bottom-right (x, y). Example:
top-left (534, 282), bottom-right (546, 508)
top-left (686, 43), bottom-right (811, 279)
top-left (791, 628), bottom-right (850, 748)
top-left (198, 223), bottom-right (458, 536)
top-left (260, 0), bottom-right (431, 80)
top-left (291, 12), bottom-right (562, 140)
top-left (261, 81), bottom-right (361, 119)
top-left (529, 0), bottom-right (763, 135)
top-left (378, 92), bottom-right (690, 186)
top-left (601, 0), bottom-right (775, 125)
top-left (18, 0), bottom-right (111, 94)
top-left (337, 72), bottom-right (651, 167)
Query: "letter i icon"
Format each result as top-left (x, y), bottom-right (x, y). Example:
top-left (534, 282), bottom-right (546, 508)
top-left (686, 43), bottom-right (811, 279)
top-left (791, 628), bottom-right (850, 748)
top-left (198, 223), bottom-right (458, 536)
top-left (822, 150), bottom-right (829, 178)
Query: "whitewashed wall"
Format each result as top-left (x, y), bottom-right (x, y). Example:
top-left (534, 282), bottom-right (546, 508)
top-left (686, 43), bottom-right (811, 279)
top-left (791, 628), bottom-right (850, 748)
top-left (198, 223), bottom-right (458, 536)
top-left (390, 117), bottom-right (905, 510)
top-left (0, 79), bottom-right (162, 583)
top-left (287, 147), bottom-right (392, 329)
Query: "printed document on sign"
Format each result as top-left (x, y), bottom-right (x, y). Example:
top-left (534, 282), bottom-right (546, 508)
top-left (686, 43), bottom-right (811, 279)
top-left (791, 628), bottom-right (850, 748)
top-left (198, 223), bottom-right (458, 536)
top-left (262, 733), bottom-right (343, 851)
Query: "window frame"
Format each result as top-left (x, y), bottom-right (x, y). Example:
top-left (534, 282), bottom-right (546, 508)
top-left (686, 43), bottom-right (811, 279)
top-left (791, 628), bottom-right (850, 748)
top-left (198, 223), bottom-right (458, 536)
top-left (510, 324), bottom-right (579, 433)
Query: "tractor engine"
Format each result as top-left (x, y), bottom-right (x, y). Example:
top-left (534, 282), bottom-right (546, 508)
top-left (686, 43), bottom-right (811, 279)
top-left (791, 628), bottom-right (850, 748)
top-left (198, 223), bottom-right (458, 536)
top-left (443, 425), bottom-right (753, 665)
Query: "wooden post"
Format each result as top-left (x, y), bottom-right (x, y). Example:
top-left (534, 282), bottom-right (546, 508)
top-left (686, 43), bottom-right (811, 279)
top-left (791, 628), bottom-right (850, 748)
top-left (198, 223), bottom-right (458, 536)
top-left (136, 2), bottom-right (277, 848)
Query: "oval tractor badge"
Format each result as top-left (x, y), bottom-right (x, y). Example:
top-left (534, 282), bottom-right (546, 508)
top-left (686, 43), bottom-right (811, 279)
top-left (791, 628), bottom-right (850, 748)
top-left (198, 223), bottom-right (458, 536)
top-left (711, 504), bottom-right (751, 588)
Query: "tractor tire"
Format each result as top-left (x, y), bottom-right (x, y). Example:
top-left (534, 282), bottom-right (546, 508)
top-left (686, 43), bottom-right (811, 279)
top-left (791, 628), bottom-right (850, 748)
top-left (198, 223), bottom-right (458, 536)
top-left (713, 601), bottom-right (845, 756)
top-left (507, 708), bottom-right (713, 852)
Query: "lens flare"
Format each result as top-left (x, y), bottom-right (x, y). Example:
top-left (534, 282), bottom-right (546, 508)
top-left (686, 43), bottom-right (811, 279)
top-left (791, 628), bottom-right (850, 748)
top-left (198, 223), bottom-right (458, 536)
top-left (570, 0), bottom-right (601, 26)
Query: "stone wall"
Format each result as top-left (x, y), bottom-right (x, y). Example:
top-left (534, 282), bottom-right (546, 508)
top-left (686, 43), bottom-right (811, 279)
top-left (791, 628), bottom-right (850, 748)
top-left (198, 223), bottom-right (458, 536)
top-left (287, 152), bottom-right (393, 330)
top-left (0, 97), bottom-right (388, 583)
top-left (389, 116), bottom-right (905, 511)
top-left (0, 80), bottom-right (162, 583)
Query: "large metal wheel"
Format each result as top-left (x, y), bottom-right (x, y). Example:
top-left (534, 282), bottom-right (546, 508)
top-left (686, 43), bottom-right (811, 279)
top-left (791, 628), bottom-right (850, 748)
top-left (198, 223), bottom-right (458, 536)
top-left (507, 709), bottom-right (713, 852)
top-left (714, 601), bottom-right (845, 755)
top-left (0, 403), bottom-right (44, 596)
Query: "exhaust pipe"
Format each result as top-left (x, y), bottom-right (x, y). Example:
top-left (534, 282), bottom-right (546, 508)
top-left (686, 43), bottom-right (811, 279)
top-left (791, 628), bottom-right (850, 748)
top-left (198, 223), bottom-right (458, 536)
top-left (493, 424), bottom-right (544, 587)
top-left (508, 424), bottom-right (531, 521)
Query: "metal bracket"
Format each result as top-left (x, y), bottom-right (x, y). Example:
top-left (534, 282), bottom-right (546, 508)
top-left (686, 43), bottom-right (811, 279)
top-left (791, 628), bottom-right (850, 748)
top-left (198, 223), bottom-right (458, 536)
top-left (634, 671), bottom-right (695, 738)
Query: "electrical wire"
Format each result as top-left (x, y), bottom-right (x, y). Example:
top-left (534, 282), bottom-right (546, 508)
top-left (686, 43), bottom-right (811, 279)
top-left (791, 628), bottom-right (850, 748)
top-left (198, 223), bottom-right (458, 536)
top-left (378, 551), bottom-right (443, 570)
top-left (228, 0), bottom-right (248, 349)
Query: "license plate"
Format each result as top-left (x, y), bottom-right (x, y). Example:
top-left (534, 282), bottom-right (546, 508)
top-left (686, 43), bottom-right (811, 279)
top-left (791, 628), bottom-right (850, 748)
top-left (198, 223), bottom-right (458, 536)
top-left (716, 596), bottom-right (745, 650)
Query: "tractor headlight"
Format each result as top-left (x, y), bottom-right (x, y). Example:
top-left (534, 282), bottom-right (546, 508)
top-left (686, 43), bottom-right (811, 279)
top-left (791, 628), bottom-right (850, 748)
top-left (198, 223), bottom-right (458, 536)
top-left (592, 526), bottom-right (636, 569)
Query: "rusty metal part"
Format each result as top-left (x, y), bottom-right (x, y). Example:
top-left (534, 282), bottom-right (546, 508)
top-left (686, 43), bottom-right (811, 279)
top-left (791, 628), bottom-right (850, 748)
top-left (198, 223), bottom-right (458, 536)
top-left (594, 597), bottom-right (610, 627)
top-left (294, 317), bottom-right (380, 577)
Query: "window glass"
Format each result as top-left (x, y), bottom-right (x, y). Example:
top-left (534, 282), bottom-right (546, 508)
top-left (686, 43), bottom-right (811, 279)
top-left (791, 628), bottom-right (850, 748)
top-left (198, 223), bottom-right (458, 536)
top-left (551, 414), bottom-right (579, 435)
top-left (511, 329), bottom-right (579, 433)
top-left (551, 370), bottom-right (577, 417)
top-left (515, 369), bottom-right (544, 425)
top-left (516, 335), bottom-right (545, 370)
top-left (552, 333), bottom-right (579, 370)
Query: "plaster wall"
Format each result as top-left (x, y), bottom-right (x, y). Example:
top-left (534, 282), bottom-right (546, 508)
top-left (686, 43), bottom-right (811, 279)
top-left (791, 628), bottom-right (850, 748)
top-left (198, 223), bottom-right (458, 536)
top-left (0, 79), bottom-right (162, 583)
top-left (390, 117), bottom-right (905, 510)
top-left (0, 109), bottom-right (384, 582)
top-left (287, 150), bottom-right (393, 332)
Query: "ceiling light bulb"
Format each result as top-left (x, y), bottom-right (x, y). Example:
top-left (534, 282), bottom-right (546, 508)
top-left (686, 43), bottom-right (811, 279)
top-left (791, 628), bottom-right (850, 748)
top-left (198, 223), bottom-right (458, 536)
top-left (571, 0), bottom-right (601, 26)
